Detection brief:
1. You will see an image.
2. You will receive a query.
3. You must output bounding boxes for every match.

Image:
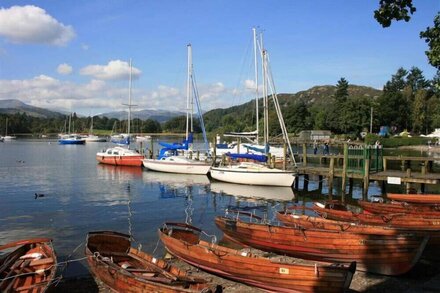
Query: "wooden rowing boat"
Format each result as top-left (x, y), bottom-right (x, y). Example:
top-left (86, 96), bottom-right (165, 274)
top-left (85, 231), bottom-right (214, 293)
top-left (313, 202), bottom-right (440, 230)
top-left (215, 213), bottom-right (428, 276)
top-left (0, 238), bottom-right (57, 293)
top-left (387, 193), bottom-right (440, 204)
top-left (159, 222), bottom-right (355, 293)
top-left (358, 200), bottom-right (440, 216)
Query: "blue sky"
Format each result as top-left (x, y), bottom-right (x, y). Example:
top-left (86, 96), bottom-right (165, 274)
top-left (0, 0), bottom-right (438, 115)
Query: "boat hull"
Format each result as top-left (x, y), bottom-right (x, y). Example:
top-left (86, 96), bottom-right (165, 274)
top-left (58, 139), bottom-right (85, 144)
top-left (85, 231), bottom-right (212, 293)
top-left (387, 193), bottom-right (440, 204)
top-left (215, 216), bottom-right (428, 276)
top-left (358, 200), bottom-right (440, 216)
top-left (96, 155), bottom-right (144, 167)
top-left (210, 166), bottom-right (295, 187)
top-left (143, 159), bottom-right (211, 175)
top-left (159, 222), bottom-right (355, 293)
top-left (0, 238), bottom-right (57, 293)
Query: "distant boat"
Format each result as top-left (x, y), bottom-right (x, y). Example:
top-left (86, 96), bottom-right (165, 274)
top-left (96, 60), bottom-right (144, 167)
top-left (136, 135), bottom-right (151, 142)
top-left (58, 134), bottom-right (86, 145)
top-left (143, 44), bottom-right (211, 175)
top-left (84, 116), bottom-right (106, 142)
top-left (58, 113), bottom-right (85, 144)
top-left (0, 238), bottom-right (57, 292)
top-left (3, 118), bottom-right (17, 141)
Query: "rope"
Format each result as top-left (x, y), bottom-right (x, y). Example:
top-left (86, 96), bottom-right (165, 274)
top-left (152, 237), bottom-right (162, 255)
top-left (52, 241), bottom-right (85, 287)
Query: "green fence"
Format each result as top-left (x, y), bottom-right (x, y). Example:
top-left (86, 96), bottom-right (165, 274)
top-left (347, 145), bottom-right (383, 175)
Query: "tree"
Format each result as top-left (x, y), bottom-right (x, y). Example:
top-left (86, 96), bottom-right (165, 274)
top-left (420, 13), bottom-right (440, 70)
top-left (411, 89), bottom-right (428, 133)
top-left (374, 0), bottom-right (416, 28)
top-left (335, 78), bottom-right (349, 103)
top-left (406, 67), bottom-right (429, 92)
top-left (384, 67), bottom-right (408, 92)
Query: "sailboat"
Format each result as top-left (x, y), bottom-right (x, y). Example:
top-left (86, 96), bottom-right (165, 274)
top-left (3, 118), bottom-right (17, 141)
top-left (84, 115), bottom-right (106, 142)
top-left (212, 29), bottom-right (285, 159)
top-left (143, 44), bottom-right (211, 175)
top-left (96, 60), bottom-right (144, 167)
top-left (210, 29), bottom-right (296, 187)
top-left (58, 113), bottom-right (85, 144)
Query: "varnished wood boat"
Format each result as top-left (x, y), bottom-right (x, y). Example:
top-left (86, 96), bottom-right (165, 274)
top-left (313, 202), bottom-right (440, 230)
top-left (387, 193), bottom-right (440, 204)
top-left (85, 231), bottom-right (214, 293)
top-left (159, 222), bottom-right (355, 293)
top-left (0, 238), bottom-right (57, 293)
top-left (215, 213), bottom-right (428, 276)
top-left (358, 200), bottom-right (440, 216)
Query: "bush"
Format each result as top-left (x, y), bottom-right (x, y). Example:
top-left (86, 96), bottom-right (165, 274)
top-left (364, 133), bottom-right (430, 147)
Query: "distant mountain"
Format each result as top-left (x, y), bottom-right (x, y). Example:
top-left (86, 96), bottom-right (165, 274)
top-left (0, 99), bottom-right (65, 118)
top-left (99, 109), bottom-right (186, 123)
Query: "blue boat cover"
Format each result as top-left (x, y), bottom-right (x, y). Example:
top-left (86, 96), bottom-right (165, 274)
top-left (157, 133), bottom-right (193, 159)
top-left (226, 153), bottom-right (267, 162)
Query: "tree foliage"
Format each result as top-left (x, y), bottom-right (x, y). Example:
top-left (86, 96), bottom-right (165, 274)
top-left (374, 0), bottom-right (416, 28)
top-left (420, 13), bottom-right (440, 70)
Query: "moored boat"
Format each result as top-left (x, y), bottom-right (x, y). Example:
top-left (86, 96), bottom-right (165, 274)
top-left (313, 201), bottom-right (440, 230)
top-left (210, 161), bottom-right (295, 187)
top-left (0, 238), bottom-right (57, 292)
top-left (358, 200), bottom-right (440, 216)
top-left (143, 156), bottom-right (211, 175)
top-left (215, 213), bottom-right (428, 275)
top-left (159, 222), bottom-right (355, 293)
top-left (387, 193), bottom-right (440, 204)
top-left (58, 134), bottom-right (86, 145)
top-left (96, 146), bottom-right (144, 167)
top-left (85, 231), bottom-right (214, 293)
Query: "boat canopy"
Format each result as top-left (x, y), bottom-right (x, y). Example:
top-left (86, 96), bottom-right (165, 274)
top-left (226, 153), bottom-right (267, 162)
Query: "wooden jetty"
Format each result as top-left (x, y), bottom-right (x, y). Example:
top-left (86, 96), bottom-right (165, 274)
top-left (292, 143), bottom-right (440, 199)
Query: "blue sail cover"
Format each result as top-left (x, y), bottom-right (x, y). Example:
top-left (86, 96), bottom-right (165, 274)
top-left (157, 133), bottom-right (193, 159)
top-left (226, 153), bottom-right (267, 163)
top-left (111, 135), bottom-right (130, 145)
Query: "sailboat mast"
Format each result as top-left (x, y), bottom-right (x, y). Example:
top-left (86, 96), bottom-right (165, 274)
top-left (253, 27), bottom-right (259, 143)
top-left (186, 44), bottom-right (192, 140)
top-left (127, 59), bottom-right (132, 139)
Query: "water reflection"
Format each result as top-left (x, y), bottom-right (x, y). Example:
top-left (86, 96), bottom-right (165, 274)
top-left (96, 164), bottom-right (143, 181)
top-left (141, 170), bottom-right (210, 187)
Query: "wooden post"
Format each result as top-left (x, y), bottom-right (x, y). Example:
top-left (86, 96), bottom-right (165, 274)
top-left (348, 178), bottom-right (354, 196)
top-left (150, 139), bottom-right (154, 159)
top-left (362, 158), bottom-right (370, 200)
top-left (381, 180), bottom-right (387, 195)
top-left (406, 168), bottom-right (412, 193)
top-left (302, 143), bottom-right (307, 166)
top-left (294, 175), bottom-right (300, 190)
top-left (341, 143), bottom-right (348, 195)
top-left (304, 174), bottom-right (309, 191)
top-left (422, 160), bottom-right (428, 175)
top-left (318, 175), bottom-right (323, 192)
top-left (328, 157), bottom-right (335, 197)
top-left (383, 157), bottom-right (387, 171)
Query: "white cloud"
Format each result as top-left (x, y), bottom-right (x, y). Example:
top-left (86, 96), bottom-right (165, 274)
top-left (57, 63), bottom-right (73, 75)
top-left (0, 5), bottom-right (75, 46)
top-left (80, 60), bottom-right (142, 81)
top-left (0, 74), bottom-right (249, 115)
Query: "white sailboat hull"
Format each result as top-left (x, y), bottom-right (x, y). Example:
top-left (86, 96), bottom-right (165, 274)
top-left (210, 164), bottom-right (295, 187)
top-left (143, 157), bottom-right (211, 175)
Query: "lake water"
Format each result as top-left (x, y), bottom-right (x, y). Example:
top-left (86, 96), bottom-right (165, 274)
top-left (0, 138), bottom-right (429, 279)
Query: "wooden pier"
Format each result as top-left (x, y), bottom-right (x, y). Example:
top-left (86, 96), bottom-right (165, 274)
top-left (292, 143), bottom-right (440, 199)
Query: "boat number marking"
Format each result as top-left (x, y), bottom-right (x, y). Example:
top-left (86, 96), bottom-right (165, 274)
top-left (279, 268), bottom-right (289, 274)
